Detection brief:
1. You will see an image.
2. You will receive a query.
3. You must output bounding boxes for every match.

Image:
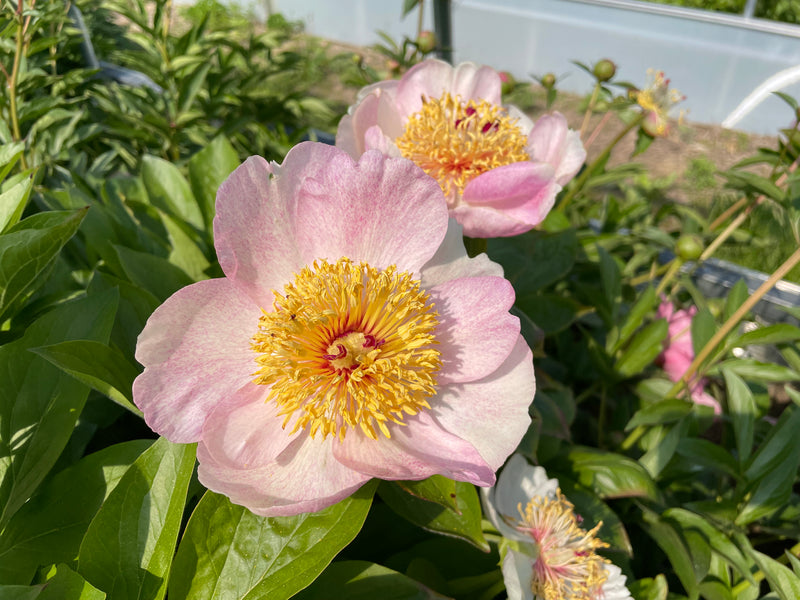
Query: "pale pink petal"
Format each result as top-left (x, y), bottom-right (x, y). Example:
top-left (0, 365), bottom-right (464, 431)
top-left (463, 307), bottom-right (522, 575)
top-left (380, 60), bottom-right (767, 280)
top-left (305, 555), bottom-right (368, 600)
top-left (429, 276), bottom-right (518, 383)
top-left (456, 162), bottom-right (559, 237)
top-left (199, 385), bottom-right (301, 470)
top-left (363, 125), bottom-right (402, 157)
top-left (527, 112), bottom-right (586, 186)
top-left (333, 411), bottom-right (495, 485)
top-left (395, 59), bottom-right (501, 118)
top-left (133, 278), bottom-right (261, 443)
top-left (419, 219), bottom-right (504, 290)
top-left (450, 62), bottom-right (503, 105)
top-left (432, 336), bottom-right (534, 470)
top-left (291, 149), bottom-right (448, 274)
top-left (502, 549), bottom-right (535, 600)
top-left (507, 104), bottom-right (535, 135)
top-left (336, 88), bottom-right (404, 157)
top-left (491, 455), bottom-right (558, 520)
top-left (197, 434), bottom-right (371, 517)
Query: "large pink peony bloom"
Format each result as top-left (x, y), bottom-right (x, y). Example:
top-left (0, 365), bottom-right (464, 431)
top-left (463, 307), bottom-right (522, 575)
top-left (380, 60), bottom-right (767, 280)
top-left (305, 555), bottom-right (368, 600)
top-left (336, 59), bottom-right (586, 238)
top-left (133, 142), bottom-right (534, 516)
top-left (657, 300), bottom-right (721, 414)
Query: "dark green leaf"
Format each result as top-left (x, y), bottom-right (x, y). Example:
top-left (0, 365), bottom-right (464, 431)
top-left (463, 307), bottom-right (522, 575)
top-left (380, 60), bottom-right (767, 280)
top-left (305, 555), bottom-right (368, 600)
top-left (608, 285), bottom-right (657, 354)
top-left (722, 170), bottom-right (785, 203)
top-left (615, 318), bottom-right (668, 378)
top-left (395, 476), bottom-right (459, 512)
top-left (597, 245), bottom-right (621, 320)
top-left (639, 418), bottom-right (690, 478)
top-left (633, 128), bottom-right (655, 156)
top-left (565, 447), bottom-right (660, 500)
top-left (691, 308), bottom-right (716, 358)
top-left (515, 293), bottom-right (578, 335)
top-left (0, 290), bottom-right (118, 526)
top-left (78, 438), bottom-right (196, 600)
top-left (141, 155), bottom-right (204, 230)
top-left (724, 279), bottom-right (749, 321)
top-left (722, 369), bottom-right (755, 463)
top-left (676, 438), bottom-right (740, 479)
top-left (0, 208), bottom-right (87, 321)
top-left (168, 483), bottom-right (377, 600)
top-left (293, 560), bottom-right (449, 600)
top-left (0, 440), bottom-right (151, 584)
top-left (178, 61), bottom-right (212, 115)
top-left (625, 398), bottom-right (692, 431)
top-left (642, 511), bottom-right (702, 599)
top-left (32, 340), bottom-right (141, 415)
top-left (114, 245), bottom-right (194, 302)
top-left (379, 480), bottom-right (489, 551)
top-left (187, 136), bottom-right (240, 230)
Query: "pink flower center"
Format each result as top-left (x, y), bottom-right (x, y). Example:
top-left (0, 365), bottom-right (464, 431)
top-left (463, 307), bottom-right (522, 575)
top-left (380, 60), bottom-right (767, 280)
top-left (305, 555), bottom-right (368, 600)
top-left (251, 258), bottom-right (441, 441)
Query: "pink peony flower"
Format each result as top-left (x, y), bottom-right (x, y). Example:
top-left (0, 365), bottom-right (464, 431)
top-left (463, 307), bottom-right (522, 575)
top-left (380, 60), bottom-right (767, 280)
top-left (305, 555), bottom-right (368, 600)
top-left (482, 455), bottom-right (632, 600)
top-left (133, 142), bottom-right (535, 516)
top-left (336, 59), bottom-right (586, 238)
top-left (657, 300), bottom-right (721, 414)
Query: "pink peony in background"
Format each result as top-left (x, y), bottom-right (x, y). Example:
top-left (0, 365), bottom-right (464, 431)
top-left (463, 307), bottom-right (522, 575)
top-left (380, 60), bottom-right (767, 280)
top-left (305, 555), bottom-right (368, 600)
top-left (657, 300), bottom-right (721, 414)
top-left (132, 142), bottom-right (535, 516)
top-left (336, 59), bottom-right (586, 238)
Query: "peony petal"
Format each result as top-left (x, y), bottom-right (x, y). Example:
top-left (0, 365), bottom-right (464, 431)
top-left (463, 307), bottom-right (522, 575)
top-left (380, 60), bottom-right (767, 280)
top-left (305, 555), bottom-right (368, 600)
top-left (502, 549), bottom-right (536, 600)
top-left (333, 411), bottom-right (495, 485)
top-left (199, 384), bottom-right (301, 470)
top-left (420, 218), bottom-right (504, 288)
top-left (527, 112), bottom-right (586, 186)
top-left (133, 278), bottom-right (261, 443)
top-left (197, 433), bottom-right (371, 517)
top-left (291, 149), bottom-right (448, 274)
top-left (363, 125), bottom-right (402, 157)
top-left (429, 276), bottom-right (518, 383)
top-left (395, 60), bottom-right (502, 119)
top-left (492, 455), bottom-right (558, 520)
top-left (336, 87), bottom-right (404, 157)
top-left (601, 564), bottom-right (633, 600)
top-left (432, 336), bottom-right (534, 470)
top-left (457, 162), bottom-right (559, 238)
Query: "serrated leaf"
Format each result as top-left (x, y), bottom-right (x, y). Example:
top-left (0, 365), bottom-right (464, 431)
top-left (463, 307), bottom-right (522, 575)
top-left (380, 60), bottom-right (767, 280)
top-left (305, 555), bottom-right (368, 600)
top-left (0, 290), bottom-right (118, 527)
top-left (168, 483), bottom-right (377, 600)
top-left (32, 340), bottom-right (141, 415)
top-left (0, 440), bottom-right (151, 584)
top-left (78, 438), bottom-right (196, 600)
top-left (379, 480), bottom-right (488, 551)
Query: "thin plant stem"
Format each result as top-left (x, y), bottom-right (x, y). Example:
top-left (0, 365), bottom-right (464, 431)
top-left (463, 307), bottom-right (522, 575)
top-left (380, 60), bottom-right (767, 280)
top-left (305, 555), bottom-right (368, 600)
top-left (416, 0), bottom-right (424, 38)
top-left (559, 114), bottom-right (644, 211)
top-left (580, 82), bottom-right (601, 139)
top-left (629, 261), bottom-right (671, 287)
top-left (654, 258), bottom-right (683, 298)
top-left (584, 111), bottom-right (612, 150)
top-left (666, 245), bottom-right (800, 398)
top-left (707, 196), bottom-right (750, 232)
top-left (9, 0), bottom-right (28, 170)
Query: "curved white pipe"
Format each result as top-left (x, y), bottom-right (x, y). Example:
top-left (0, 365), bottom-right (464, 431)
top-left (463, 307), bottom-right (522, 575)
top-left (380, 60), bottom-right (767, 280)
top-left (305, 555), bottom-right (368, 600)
top-left (722, 65), bottom-right (800, 129)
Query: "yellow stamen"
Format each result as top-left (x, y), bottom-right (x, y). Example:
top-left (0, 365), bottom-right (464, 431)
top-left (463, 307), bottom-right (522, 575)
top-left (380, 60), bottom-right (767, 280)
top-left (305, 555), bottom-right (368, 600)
top-left (512, 491), bottom-right (609, 600)
top-left (251, 258), bottom-right (441, 441)
top-left (395, 93), bottom-right (530, 200)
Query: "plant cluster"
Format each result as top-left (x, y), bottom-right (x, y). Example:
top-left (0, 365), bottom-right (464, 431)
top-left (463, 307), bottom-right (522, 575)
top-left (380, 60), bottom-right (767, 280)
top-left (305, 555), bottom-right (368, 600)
top-left (1, 3), bottom-right (800, 600)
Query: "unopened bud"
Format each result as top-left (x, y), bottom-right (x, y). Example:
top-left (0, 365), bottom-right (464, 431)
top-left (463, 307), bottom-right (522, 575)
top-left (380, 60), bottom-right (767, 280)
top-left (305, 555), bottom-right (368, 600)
top-left (676, 234), bottom-right (703, 261)
top-left (416, 30), bottom-right (436, 54)
top-left (541, 73), bottom-right (556, 89)
top-left (593, 59), bottom-right (616, 82)
top-left (499, 71), bottom-right (516, 95)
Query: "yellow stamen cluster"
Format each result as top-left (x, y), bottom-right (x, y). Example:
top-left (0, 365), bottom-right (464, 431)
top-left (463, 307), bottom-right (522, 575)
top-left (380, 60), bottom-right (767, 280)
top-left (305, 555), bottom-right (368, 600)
top-left (251, 257), bottom-right (441, 441)
top-left (633, 69), bottom-right (685, 117)
top-left (395, 93), bottom-right (530, 199)
top-left (515, 491), bottom-right (609, 600)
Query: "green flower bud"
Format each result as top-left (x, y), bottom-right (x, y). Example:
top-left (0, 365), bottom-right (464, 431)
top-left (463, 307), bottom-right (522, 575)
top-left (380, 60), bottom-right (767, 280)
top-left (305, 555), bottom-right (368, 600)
top-left (416, 30), bottom-right (436, 54)
top-left (541, 73), bottom-right (556, 89)
top-left (676, 234), bottom-right (703, 261)
top-left (593, 59), bottom-right (616, 82)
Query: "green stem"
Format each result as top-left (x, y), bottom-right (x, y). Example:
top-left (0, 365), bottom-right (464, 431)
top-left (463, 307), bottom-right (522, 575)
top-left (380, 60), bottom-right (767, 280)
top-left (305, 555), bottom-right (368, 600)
top-left (654, 257), bottom-right (684, 298)
top-left (580, 82), bottom-right (601, 138)
top-left (9, 0), bottom-right (27, 170)
top-left (667, 245), bottom-right (800, 398)
top-left (416, 0), bottom-right (425, 38)
top-left (558, 114), bottom-right (644, 212)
